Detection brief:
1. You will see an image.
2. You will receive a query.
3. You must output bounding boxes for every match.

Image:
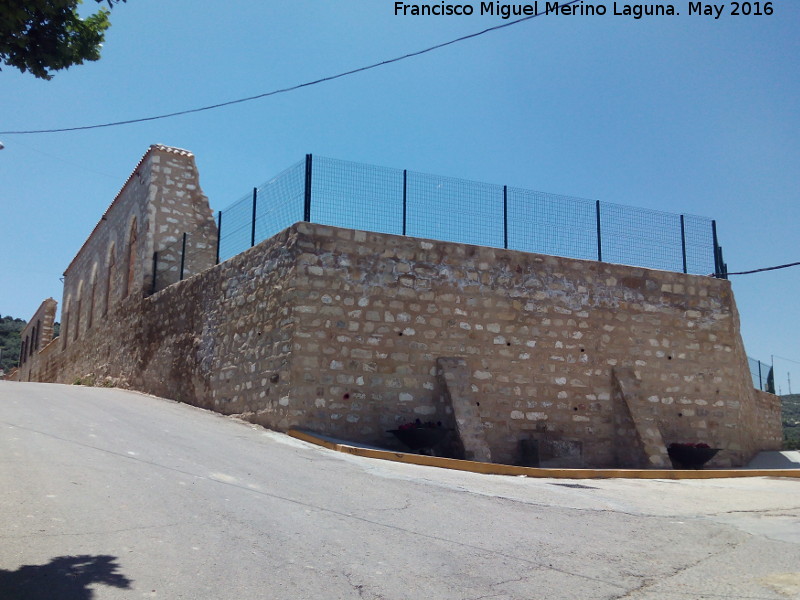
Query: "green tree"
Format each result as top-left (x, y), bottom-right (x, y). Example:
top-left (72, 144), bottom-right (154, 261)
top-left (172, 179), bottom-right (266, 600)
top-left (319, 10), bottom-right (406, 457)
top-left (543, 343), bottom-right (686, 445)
top-left (1, 0), bottom-right (126, 80)
top-left (783, 394), bottom-right (800, 450)
top-left (0, 315), bottom-right (59, 373)
top-left (0, 315), bottom-right (26, 372)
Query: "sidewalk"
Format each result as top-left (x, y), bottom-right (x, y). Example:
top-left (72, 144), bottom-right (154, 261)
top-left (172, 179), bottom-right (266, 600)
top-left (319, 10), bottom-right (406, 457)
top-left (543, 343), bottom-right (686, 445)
top-left (746, 450), bottom-right (800, 469)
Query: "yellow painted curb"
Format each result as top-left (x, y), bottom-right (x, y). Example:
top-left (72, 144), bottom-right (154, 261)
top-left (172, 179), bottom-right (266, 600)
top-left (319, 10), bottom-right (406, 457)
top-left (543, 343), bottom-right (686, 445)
top-left (288, 429), bottom-right (800, 480)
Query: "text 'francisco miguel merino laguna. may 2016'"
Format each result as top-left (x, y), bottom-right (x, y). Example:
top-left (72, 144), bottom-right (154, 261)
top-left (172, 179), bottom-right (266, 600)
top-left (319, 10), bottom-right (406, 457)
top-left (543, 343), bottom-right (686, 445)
top-left (393, 2), bottom-right (774, 20)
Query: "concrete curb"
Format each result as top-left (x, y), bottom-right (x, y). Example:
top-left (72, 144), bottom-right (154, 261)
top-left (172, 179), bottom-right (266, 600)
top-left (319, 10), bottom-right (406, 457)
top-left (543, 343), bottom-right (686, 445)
top-left (288, 429), bottom-right (800, 480)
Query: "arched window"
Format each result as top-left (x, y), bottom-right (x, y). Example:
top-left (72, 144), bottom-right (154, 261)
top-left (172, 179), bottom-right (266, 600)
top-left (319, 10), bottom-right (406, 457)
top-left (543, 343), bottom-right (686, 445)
top-left (88, 266), bottom-right (97, 330)
top-left (104, 245), bottom-right (116, 317)
top-left (62, 300), bottom-right (70, 350)
top-left (125, 219), bottom-right (138, 297)
top-left (74, 283), bottom-right (83, 342)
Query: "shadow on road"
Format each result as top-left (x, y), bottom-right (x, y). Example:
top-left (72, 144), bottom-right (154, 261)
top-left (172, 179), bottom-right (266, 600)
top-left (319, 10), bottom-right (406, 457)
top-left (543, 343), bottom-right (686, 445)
top-left (0, 554), bottom-right (132, 599)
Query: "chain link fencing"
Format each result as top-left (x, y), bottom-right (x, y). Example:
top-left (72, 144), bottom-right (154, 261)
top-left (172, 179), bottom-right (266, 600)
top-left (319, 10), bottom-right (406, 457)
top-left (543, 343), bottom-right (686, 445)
top-left (749, 357), bottom-right (776, 394)
top-left (153, 154), bottom-right (726, 293)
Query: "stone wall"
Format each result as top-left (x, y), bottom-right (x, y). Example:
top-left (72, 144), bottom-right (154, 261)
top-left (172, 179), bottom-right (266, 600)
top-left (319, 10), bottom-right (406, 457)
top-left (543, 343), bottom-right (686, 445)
top-left (152, 223), bottom-right (218, 293)
top-left (20, 227), bottom-right (297, 412)
top-left (18, 221), bottom-right (780, 468)
top-left (282, 224), bottom-right (778, 467)
top-left (11, 144), bottom-right (780, 467)
top-left (60, 145), bottom-right (216, 350)
top-left (15, 298), bottom-right (56, 382)
top-left (747, 389), bottom-right (783, 452)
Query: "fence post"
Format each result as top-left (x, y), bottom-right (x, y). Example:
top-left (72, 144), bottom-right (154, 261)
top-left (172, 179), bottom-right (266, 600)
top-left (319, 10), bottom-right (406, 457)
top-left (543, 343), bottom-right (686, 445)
top-left (711, 220), bottom-right (720, 276)
top-left (680, 215), bottom-right (688, 273)
top-left (179, 232), bottom-right (187, 281)
top-left (503, 185), bottom-right (508, 249)
top-left (304, 154), bottom-right (313, 222)
top-left (767, 365), bottom-right (775, 394)
top-left (757, 361), bottom-right (764, 391)
top-left (151, 251), bottom-right (158, 294)
top-left (595, 200), bottom-right (603, 261)
top-left (251, 187), bottom-right (258, 247)
top-left (215, 211), bottom-right (222, 265)
top-left (402, 169), bottom-right (408, 236)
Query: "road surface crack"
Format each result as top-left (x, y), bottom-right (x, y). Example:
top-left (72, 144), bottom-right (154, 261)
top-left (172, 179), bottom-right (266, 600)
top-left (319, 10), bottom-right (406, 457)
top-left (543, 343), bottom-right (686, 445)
top-left (609, 538), bottom-right (752, 600)
top-left (707, 507), bottom-right (800, 517)
top-left (342, 571), bottom-right (384, 600)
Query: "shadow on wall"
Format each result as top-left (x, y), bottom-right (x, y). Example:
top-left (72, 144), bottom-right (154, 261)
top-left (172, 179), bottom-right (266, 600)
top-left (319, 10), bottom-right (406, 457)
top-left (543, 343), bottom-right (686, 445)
top-left (0, 554), bottom-right (132, 599)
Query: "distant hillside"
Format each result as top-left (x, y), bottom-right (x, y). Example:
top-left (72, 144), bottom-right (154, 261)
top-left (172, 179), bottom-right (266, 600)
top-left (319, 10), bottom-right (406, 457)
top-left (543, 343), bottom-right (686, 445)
top-left (0, 315), bottom-right (26, 373)
top-left (782, 394), bottom-right (800, 450)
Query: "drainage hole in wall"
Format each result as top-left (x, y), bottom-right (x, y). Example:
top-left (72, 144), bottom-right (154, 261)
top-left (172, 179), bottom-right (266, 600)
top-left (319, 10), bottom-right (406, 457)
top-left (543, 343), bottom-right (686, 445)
top-left (507, 342), bottom-right (511, 346)
top-left (476, 402), bottom-right (480, 406)
top-left (343, 393), bottom-right (350, 400)
top-left (269, 373), bottom-right (279, 384)
top-left (573, 407), bottom-right (578, 411)
top-left (678, 413), bottom-right (683, 417)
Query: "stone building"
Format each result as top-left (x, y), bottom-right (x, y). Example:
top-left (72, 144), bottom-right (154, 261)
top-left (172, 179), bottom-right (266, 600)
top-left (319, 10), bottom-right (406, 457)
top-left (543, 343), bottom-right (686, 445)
top-left (15, 298), bottom-right (57, 379)
top-left (13, 145), bottom-right (782, 469)
top-left (15, 144), bottom-right (216, 382)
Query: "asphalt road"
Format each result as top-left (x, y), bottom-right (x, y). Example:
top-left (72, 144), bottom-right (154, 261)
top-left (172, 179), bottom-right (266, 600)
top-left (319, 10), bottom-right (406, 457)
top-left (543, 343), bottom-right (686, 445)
top-left (1, 381), bottom-right (799, 600)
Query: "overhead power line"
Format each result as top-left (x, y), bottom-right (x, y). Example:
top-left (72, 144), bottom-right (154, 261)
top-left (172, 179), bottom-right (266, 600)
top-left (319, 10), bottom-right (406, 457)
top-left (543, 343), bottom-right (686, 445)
top-left (720, 261), bottom-right (800, 277)
top-left (773, 355), bottom-right (800, 366)
top-left (0, 2), bottom-right (581, 136)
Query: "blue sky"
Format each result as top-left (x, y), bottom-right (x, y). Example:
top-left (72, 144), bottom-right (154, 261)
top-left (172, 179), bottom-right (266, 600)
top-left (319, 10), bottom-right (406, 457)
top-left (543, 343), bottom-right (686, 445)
top-left (1, 0), bottom-right (798, 391)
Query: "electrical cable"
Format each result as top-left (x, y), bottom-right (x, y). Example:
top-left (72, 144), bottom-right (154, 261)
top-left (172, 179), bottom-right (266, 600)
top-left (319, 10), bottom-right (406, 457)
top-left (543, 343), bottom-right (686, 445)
top-left (0, 2), bottom-right (581, 136)
top-left (717, 261), bottom-right (800, 277)
top-left (773, 355), bottom-right (800, 366)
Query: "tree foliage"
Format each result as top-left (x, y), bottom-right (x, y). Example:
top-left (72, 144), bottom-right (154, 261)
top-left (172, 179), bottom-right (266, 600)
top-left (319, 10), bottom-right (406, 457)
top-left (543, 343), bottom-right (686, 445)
top-left (0, 314), bottom-right (60, 373)
top-left (0, 0), bottom-right (126, 80)
top-left (0, 315), bottom-right (25, 373)
top-left (783, 394), bottom-right (800, 450)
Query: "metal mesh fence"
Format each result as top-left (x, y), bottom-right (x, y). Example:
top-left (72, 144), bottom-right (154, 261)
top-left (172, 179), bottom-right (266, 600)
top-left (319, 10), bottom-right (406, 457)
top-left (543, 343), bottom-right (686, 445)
top-left (600, 201), bottom-right (684, 273)
top-left (749, 357), bottom-right (775, 393)
top-left (217, 189), bottom-right (254, 264)
top-left (312, 157), bottom-right (404, 236)
top-left (683, 214), bottom-right (717, 276)
top-left (254, 159), bottom-right (306, 247)
top-left (407, 172), bottom-right (504, 248)
top-left (508, 188), bottom-right (597, 261)
top-left (217, 159), bottom-right (305, 263)
top-left (207, 154), bottom-right (721, 280)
